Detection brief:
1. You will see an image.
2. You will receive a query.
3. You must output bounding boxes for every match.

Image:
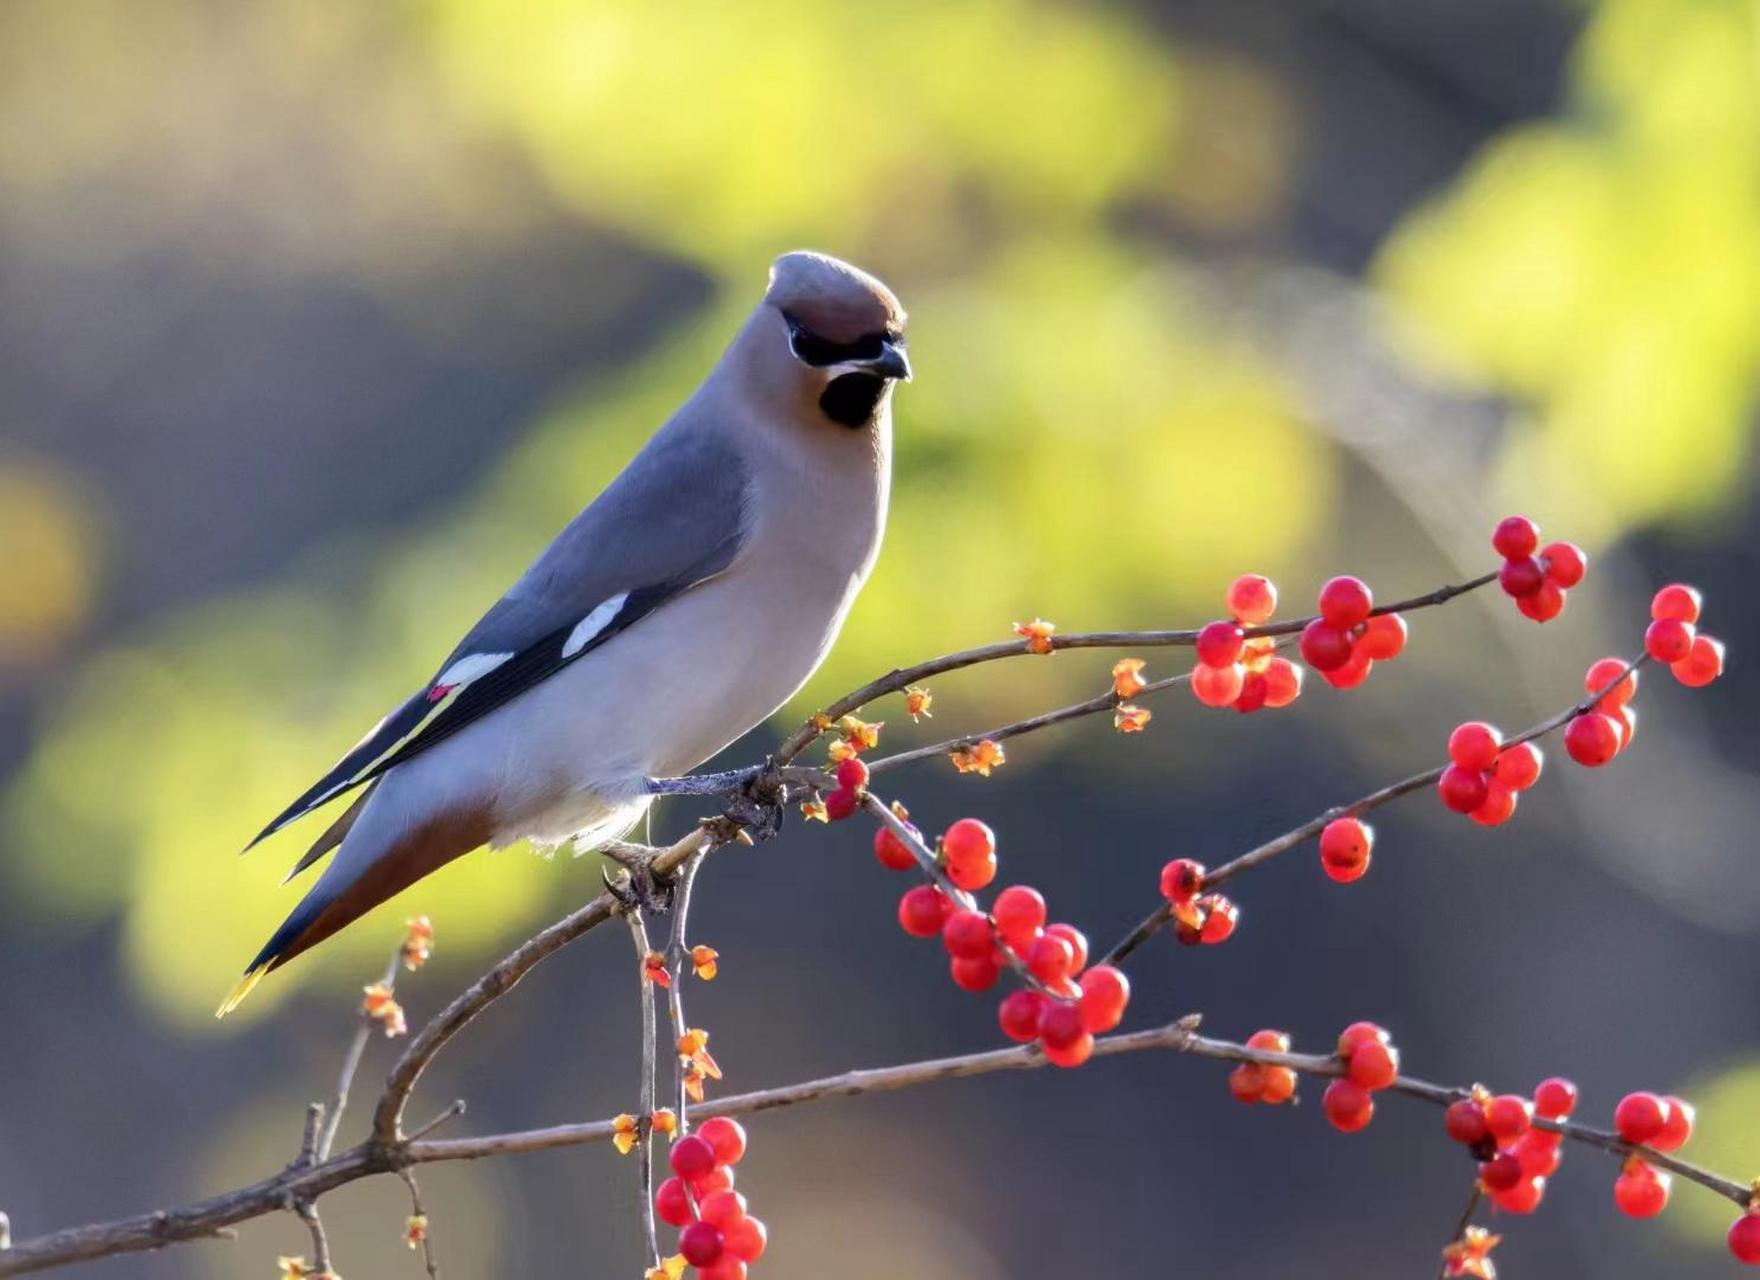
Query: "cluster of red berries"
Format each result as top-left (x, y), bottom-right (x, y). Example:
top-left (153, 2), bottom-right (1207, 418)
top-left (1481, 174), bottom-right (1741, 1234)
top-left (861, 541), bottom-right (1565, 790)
top-left (656, 1117), bottom-right (766, 1278)
top-left (1190, 575), bottom-right (1307, 711)
top-left (1320, 1023), bottom-right (1401, 1132)
top-left (1158, 857), bottom-right (1239, 945)
top-left (1444, 1078), bottom-right (1574, 1214)
top-left (1316, 815), bottom-right (1375, 882)
top-left (1643, 584), bottom-right (1725, 687)
top-left (886, 816), bottom-right (1131, 1066)
top-left (1565, 657), bottom-right (1642, 767)
top-left (1436, 723), bottom-right (1545, 827)
top-left (1295, 575), bottom-right (1410, 691)
top-left (1607, 1090), bottom-right (1695, 1220)
top-left (1228, 1030), bottom-right (1299, 1103)
top-left (1492, 515), bottom-right (1586, 623)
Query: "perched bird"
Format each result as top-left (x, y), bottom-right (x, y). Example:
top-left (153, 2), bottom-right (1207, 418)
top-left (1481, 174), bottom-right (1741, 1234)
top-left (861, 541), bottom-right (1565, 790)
top-left (220, 251), bottom-right (909, 1015)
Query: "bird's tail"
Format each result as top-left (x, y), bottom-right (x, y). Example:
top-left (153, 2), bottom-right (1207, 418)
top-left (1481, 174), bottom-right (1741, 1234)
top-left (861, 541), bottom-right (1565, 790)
top-left (216, 802), bottom-right (492, 1017)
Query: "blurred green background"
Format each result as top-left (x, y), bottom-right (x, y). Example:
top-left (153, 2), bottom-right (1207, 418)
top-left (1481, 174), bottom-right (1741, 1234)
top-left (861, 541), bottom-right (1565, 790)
top-left (1, 0), bottom-right (1757, 1276)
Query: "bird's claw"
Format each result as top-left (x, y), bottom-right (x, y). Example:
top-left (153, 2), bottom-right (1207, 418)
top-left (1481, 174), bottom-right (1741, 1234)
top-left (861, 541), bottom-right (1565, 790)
top-left (600, 854), bottom-right (673, 915)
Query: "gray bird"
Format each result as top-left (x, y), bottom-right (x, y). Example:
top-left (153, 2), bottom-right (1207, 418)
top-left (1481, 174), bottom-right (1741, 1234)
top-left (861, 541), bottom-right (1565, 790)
top-left (220, 251), bottom-right (909, 1014)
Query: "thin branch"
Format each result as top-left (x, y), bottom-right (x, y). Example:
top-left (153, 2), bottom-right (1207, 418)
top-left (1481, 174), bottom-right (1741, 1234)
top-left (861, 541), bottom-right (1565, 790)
top-left (318, 949), bottom-right (402, 1161)
top-left (1437, 1182), bottom-right (1484, 1280)
top-left (1100, 656), bottom-right (1652, 966)
top-left (664, 851), bottom-right (705, 1130)
top-left (625, 907), bottom-right (661, 1268)
top-left (397, 1169), bottom-right (439, 1280)
top-left (773, 572), bottom-right (1498, 764)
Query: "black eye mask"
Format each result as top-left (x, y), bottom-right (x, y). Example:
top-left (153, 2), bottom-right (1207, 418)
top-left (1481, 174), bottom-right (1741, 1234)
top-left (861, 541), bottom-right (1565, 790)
top-left (819, 374), bottom-right (887, 428)
top-left (784, 312), bottom-right (900, 368)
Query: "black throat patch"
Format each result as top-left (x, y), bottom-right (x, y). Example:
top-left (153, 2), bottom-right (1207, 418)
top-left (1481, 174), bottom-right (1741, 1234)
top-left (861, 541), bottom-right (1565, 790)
top-left (820, 373), bottom-right (886, 428)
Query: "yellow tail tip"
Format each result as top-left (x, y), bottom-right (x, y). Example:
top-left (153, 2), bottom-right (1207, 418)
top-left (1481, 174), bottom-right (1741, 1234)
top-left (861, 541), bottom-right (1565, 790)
top-left (215, 966), bottom-right (267, 1019)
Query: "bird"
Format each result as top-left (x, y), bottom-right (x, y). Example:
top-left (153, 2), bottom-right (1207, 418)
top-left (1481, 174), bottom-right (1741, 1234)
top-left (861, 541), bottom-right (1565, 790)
top-left (219, 250), bottom-right (910, 1015)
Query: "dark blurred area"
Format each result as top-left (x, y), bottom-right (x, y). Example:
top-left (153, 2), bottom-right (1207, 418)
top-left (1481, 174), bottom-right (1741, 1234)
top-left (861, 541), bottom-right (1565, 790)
top-left (3, 0), bottom-right (1758, 1277)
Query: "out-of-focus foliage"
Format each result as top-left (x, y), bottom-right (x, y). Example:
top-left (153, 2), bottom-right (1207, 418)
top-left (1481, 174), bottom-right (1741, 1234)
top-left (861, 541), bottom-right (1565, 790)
top-left (0, 460), bottom-right (98, 663)
top-left (0, 0), bottom-right (1323, 1025)
top-left (1375, 0), bottom-right (1760, 544)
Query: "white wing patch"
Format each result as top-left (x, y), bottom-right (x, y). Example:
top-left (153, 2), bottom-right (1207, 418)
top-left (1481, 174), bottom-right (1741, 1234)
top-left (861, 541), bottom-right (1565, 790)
top-left (562, 592), bottom-right (630, 659)
top-left (434, 650), bottom-right (515, 694)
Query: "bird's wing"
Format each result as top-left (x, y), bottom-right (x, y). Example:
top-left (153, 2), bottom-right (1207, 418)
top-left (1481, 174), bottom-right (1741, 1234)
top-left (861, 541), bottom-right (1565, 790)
top-left (245, 425), bottom-right (752, 852)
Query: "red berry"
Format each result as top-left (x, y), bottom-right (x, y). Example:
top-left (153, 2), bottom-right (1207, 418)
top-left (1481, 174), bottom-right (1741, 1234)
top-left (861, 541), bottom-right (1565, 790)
top-left (942, 909), bottom-right (994, 960)
top-left (693, 1166), bottom-right (734, 1197)
top-left (1469, 782), bottom-right (1518, 827)
top-left (1564, 713), bottom-right (1622, 767)
top-left (1263, 657), bottom-right (1304, 707)
top-left (1490, 1176), bottom-right (1546, 1214)
top-left (1672, 634), bottom-right (1725, 687)
top-left (1247, 1028), bottom-right (1292, 1053)
top-left (1026, 934), bottom-right (1077, 985)
top-left (1042, 1030), bottom-right (1094, 1068)
top-left (898, 885), bottom-right (952, 937)
top-left (656, 1176), bottom-right (693, 1227)
top-left (1232, 671), bottom-right (1269, 713)
top-left (1260, 1067), bottom-right (1298, 1104)
top-left (949, 953), bottom-right (1000, 991)
top-left (1585, 657), bottom-right (1638, 708)
top-left (1485, 1094), bottom-right (1533, 1143)
top-left (1493, 515), bottom-right (1541, 560)
top-left (1299, 620), bottom-right (1354, 672)
top-left (1516, 579), bottom-right (1567, 622)
top-left (1360, 612), bottom-right (1408, 660)
top-left (1159, 858), bottom-right (1206, 904)
top-left (998, 990), bottom-right (1044, 1042)
top-left (1228, 1063), bottom-right (1265, 1103)
top-left (1318, 576), bottom-right (1373, 628)
top-left (1480, 1152), bottom-right (1524, 1192)
top-left (942, 818), bottom-right (998, 890)
top-left (670, 1134), bottom-right (717, 1182)
top-left (1499, 556), bottom-right (1546, 599)
top-left (1448, 721), bottom-right (1504, 772)
top-left (1438, 764), bottom-right (1490, 814)
top-left (699, 1260), bottom-right (747, 1280)
top-left (1337, 1021), bottom-right (1390, 1053)
top-left (1651, 582), bottom-right (1703, 624)
top-left (1320, 650), bottom-right (1374, 689)
top-left (1494, 742), bottom-right (1544, 791)
top-left (835, 757), bottom-right (870, 791)
top-left (1614, 1164), bottom-right (1671, 1218)
top-left (1540, 541), bottom-right (1588, 588)
top-left (697, 1116), bottom-right (747, 1166)
top-left (1613, 1092), bottom-right (1670, 1145)
top-left (1191, 660), bottom-right (1245, 707)
top-left (1226, 574), bottom-right (1278, 624)
top-left (1196, 620), bottom-right (1246, 668)
top-left (1323, 1078), bottom-right (1375, 1132)
top-left (1513, 1131), bottom-right (1562, 1179)
top-left (1533, 1077), bottom-right (1578, 1120)
top-left (1728, 1211), bottom-right (1760, 1263)
top-left (1077, 965), bottom-right (1130, 1032)
top-left (680, 1220), bottom-right (725, 1268)
top-left (1346, 1039), bottom-right (1400, 1091)
top-left (1644, 617), bottom-right (1696, 663)
top-left (1653, 1096), bottom-right (1695, 1152)
top-left (992, 885), bottom-right (1047, 942)
top-left (1445, 1099), bottom-right (1490, 1145)
top-left (873, 825), bottom-right (917, 871)
top-left (1037, 1000), bottom-right (1085, 1050)
top-left (725, 1216), bottom-right (768, 1262)
top-left (1198, 895), bottom-right (1239, 943)
top-left (824, 787), bottom-right (860, 821)
top-left (1047, 922), bottom-right (1088, 971)
top-left (699, 1189), bottom-right (748, 1229)
top-left (1318, 817), bottom-right (1373, 884)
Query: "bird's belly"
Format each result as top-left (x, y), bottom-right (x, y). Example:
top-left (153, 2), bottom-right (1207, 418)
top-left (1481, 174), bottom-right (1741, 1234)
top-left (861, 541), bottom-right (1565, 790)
top-left (476, 559), bottom-right (861, 847)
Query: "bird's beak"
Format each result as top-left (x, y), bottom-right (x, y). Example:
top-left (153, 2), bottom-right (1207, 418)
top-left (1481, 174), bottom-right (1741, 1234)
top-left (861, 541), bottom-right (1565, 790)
top-left (837, 338), bottom-right (911, 384)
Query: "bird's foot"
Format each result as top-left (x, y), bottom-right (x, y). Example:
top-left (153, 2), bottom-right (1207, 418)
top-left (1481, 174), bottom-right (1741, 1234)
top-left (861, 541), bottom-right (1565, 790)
top-left (599, 845), bottom-right (673, 915)
top-left (721, 769), bottom-right (786, 844)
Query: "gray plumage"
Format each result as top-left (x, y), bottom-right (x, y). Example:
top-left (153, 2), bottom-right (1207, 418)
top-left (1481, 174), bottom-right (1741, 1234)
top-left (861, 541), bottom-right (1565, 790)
top-left (222, 250), bottom-right (908, 1012)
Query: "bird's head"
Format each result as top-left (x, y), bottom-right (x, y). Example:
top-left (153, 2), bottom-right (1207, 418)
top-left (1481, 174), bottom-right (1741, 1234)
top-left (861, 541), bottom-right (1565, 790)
top-left (754, 250), bottom-right (910, 430)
